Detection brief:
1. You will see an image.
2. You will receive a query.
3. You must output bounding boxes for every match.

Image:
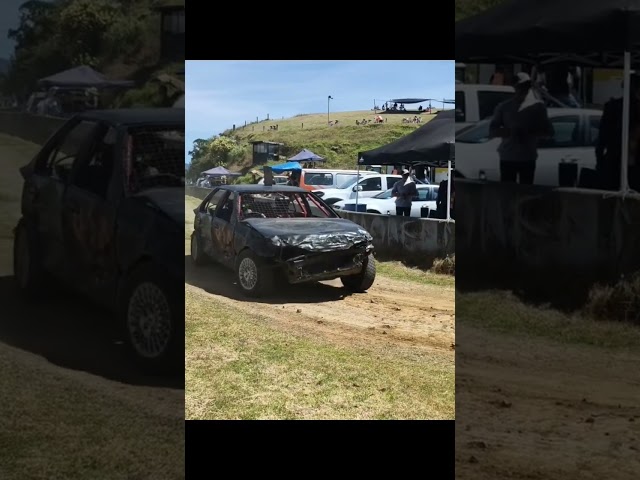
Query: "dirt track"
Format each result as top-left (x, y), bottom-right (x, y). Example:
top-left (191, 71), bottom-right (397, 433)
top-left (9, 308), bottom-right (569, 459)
top-left (185, 256), bottom-right (455, 356)
top-left (456, 325), bottom-right (640, 479)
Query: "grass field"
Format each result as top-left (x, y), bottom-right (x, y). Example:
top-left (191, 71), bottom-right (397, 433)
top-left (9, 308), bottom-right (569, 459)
top-left (223, 109), bottom-right (440, 171)
top-left (186, 289), bottom-right (454, 420)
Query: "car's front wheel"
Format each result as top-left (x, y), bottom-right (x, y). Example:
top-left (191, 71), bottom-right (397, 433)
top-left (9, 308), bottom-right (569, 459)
top-left (341, 253), bottom-right (376, 292)
top-left (236, 250), bottom-right (274, 297)
top-left (118, 263), bottom-right (183, 373)
top-left (13, 219), bottom-right (45, 299)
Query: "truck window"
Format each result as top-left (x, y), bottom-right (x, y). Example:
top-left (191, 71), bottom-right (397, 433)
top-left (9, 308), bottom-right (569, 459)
top-left (478, 91), bottom-right (513, 120)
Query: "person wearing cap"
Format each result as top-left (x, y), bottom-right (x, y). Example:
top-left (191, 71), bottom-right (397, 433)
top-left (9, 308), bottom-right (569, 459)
top-left (391, 168), bottom-right (417, 216)
top-left (596, 74), bottom-right (640, 191)
top-left (489, 72), bottom-right (554, 184)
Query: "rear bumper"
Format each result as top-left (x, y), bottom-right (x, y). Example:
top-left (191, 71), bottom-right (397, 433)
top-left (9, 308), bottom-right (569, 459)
top-left (283, 244), bottom-right (373, 284)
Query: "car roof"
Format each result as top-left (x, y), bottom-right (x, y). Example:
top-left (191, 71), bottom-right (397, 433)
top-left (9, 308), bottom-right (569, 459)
top-left (217, 184), bottom-right (307, 193)
top-left (75, 108), bottom-right (184, 126)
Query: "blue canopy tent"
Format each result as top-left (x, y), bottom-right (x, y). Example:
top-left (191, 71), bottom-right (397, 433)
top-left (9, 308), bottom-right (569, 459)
top-left (288, 149), bottom-right (325, 163)
top-left (271, 161), bottom-right (302, 172)
top-left (202, 166), bottom-right (241, 176)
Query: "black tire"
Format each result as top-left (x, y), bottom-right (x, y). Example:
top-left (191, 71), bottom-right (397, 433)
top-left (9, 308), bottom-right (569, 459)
top-left (13, 219), bottom-right (46, 299)
top-left (236, 249), bottom-right (274, 297)
top-left (341, 253), bottom-right (376, 292)
top-left (190, 232), bottom-right (207, 266)
top-left (118, 262), bottom-right (183, 374)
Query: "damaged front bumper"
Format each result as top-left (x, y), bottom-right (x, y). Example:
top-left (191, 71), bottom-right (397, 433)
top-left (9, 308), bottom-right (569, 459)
top-left (283, 244), bottom-right (374, 284)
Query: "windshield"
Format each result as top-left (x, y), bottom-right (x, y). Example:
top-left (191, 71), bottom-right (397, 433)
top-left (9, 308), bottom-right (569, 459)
top-left (239, 191), bottom-right (337, 219)
top-left (456, 120), bottom-right (491, 144)
top-left (373, 188), bottom-right (393, 199)
top-left (336, 176), bottom-right (361, 189)
top-left (127, 126), bottom-right (185, 192)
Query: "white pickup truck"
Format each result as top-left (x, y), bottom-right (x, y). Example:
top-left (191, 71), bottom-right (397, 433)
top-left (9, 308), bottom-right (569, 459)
top-left (313, 174), bottom-right (406, 205)
top-left (455, 84), bottom-right (514, 133)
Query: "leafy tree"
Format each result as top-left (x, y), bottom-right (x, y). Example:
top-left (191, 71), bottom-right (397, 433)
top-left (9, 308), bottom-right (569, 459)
top-left (187, 136), bottom-right (248, 181)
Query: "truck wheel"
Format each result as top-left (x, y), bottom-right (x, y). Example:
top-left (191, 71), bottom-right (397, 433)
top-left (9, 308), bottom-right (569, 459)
top-left (236, 250), bottom-right (274, 297)
top-left (341, 253), bottom-right (376, 292)
top-left (118, 262), bottom-right (183, 373)
top-left (13, 219), bottom-right (46, 299)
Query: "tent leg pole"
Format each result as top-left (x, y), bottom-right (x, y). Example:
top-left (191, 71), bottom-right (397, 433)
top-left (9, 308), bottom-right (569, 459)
top-left (621, 51), bottom-right (631, 194)
top-left (356, 164), bottom-right (360, 207)
top-left (446, 160), bottom-right (452, 221)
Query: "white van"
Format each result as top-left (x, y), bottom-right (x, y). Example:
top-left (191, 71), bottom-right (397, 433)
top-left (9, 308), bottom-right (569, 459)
top-left (299, 168), bottom-right (374, 191)
top-left (455, 84), bottom-right (514, 132)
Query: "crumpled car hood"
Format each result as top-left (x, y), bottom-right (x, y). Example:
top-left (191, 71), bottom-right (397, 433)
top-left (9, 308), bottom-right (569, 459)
top-left (243, 218), bottom-right (373, 252)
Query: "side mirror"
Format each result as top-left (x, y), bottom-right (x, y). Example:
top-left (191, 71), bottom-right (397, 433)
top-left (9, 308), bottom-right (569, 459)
top-left (353, 186), bottom-right (363, 192)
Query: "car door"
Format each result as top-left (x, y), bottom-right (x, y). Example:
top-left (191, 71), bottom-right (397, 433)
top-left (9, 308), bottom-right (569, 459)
top-left (384, 176), bottom-right (403, 190)
top-left (194, 188), bottom-right (228, 260)
top-left (535, 114), bottom-right (592, 186)
top-left (61, 123), bottom-right (119, 296)
top-left (21, 118), bottom-right (102, 277)
top-left (350, 176), bottom-right (383, 199)
top-left (410, 187), bottom-right (438, 217)
top-left (210, 192), bottom-right (236, 268)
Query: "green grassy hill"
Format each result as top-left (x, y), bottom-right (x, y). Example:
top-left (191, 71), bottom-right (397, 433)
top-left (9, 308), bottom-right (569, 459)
top-left (222, 109), bottom-right (438, 174)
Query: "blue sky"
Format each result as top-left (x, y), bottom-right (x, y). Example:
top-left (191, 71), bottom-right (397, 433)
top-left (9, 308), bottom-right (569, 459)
top-left (0, 0), bottom-right (23, 59)
top-left (185, 60), bottom-right (454, 163)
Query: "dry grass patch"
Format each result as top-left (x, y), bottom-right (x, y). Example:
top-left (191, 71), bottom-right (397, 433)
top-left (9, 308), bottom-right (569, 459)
top-left (458, 290), bottom-right (640, 350)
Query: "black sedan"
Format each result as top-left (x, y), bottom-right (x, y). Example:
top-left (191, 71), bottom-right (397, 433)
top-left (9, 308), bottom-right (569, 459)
top-left (190, 185), bottom-right (377, 296)
top-left (13, 108), bottom-right (184, 372)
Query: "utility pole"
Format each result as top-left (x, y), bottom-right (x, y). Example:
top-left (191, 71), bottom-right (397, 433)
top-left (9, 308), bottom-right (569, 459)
top-left (327, 95), bottom-right (333, 124)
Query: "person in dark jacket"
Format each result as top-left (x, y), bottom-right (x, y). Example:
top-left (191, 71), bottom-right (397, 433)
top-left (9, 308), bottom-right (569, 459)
top-left (391, 169), bottom-right (417, 216)
top-left (596, 74), bottom-right (640, 191)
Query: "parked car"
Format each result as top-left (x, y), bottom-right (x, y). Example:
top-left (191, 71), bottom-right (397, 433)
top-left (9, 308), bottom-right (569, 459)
top-left (455, 84), bottom-right (515, 132)
top-left (13, 108), bottom-right (184, 372)
top-left (190, 185), bottom-right (376, 296)
top-left (258, 175), bottom-right (288, 185)
top-left (313, 174), bottom-right (406, 205)
top-left (299, 168), bottom-right (374, 191)
top-left (333, 184), bottom-right (440, 217)
top-left (456, 108), bottom-right (602, 186)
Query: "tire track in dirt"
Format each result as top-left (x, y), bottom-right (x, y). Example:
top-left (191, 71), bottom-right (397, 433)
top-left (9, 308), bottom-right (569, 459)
top-left (185, 257), bottom-right (455, 358)
top-left (456, 325), bottom-right (640, 479)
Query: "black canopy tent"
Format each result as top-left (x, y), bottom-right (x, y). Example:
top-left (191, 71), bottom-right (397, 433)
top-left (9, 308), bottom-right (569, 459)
top-left (39, 66), bottom-right (134, 88)
top-left (356, 110), bottom-right (455, 220)
top-left (456, 0), bottom-right (640, 193)
top-left (359, 109), bottom-right (455, 168)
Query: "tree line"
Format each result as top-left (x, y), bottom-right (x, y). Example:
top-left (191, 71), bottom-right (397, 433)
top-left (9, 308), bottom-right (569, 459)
top-left (0, 0), bottom-right (159, 100)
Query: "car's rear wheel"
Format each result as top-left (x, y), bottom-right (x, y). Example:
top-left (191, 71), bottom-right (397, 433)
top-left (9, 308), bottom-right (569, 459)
top-left (341, 253), bottom-right (376, 292)
top-left (190, 232), bottom-right (207, 266)
top-left (119, 263), bottom-right (183, 373)
top-left (13, 219), bottom-right (45, 298)
top-left (236, 250), bottom-right (273, 297)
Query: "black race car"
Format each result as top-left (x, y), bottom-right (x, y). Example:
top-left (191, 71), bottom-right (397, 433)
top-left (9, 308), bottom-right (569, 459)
top-left (190, 185), bottom-right (376, 296)
top-left (13, 108), bottom-right (184, 372)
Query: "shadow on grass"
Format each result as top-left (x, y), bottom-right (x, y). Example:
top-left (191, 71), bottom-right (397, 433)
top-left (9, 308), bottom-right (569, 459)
top-left (0, 275), bottom-right (183, 389)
